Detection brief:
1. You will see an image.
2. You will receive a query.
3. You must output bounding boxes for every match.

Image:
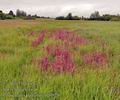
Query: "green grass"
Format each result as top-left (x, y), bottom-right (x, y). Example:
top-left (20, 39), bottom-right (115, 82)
top-left (0, 19), bottom-right (120, 100)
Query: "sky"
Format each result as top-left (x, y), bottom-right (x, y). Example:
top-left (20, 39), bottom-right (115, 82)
top-left (0, 0), bottom-right (120, 17)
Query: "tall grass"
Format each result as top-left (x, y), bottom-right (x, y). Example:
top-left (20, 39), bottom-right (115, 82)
top-left (0, 19), bottom-right (120, 100)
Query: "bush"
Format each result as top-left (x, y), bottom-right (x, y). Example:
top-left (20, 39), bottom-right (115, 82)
top-left (24, 17), bottom-right (35, 20)
top-left (5, 15), bottom-right (15, 19)
top-left (110, 17), bottom-right (120, 21)
top-left (56, 16), bottom-right (65, 20)
top-left (72, 16), bottom-right (80, 20)
top-left (23, 16), bottom-right (36, 20)
top-left (0, 13), bottom-right (6, 20)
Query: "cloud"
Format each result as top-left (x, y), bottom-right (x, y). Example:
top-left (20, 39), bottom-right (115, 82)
top-left (0, 0), bottom-right (120, 17)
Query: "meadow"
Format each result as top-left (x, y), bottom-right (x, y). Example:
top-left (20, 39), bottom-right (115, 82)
top-left (0, 19), bottom-right (120, 100)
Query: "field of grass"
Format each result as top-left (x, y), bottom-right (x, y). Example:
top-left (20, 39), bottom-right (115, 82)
top-left (0, 19), bottom-right (120, 100)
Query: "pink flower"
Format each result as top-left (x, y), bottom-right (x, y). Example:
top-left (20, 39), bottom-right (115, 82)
top-left (32, 29), bottom-right (92, 74)
top-left (29, 32), bottom-right (35, 36)
top-left (32, 39), bottom-right (40, 47)
top-left (51, 49), bottom-right (75, 73)
top-left (49, 29), bottom-right (88, 49)
top-left (32, 30), bottom-right (46, 47)
top-left (44, 45), bottom-right (50, 53)
top-left (75, 36), bottom-right (87, 45)
top-left (40, 57), bottom-right (49, 71)
top-left (83, 52), bottom-right (108, 66)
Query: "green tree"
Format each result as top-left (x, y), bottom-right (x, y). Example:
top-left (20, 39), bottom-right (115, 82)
top-left (66, 13), bottom-right (73, 20)
top-left (90, 11), bottom-right (100, 19)
top-left (0, 10), bottom-right (6, 20)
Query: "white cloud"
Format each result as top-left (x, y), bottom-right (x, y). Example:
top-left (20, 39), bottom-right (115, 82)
top-left (0, 0), bottom-right (120, 17)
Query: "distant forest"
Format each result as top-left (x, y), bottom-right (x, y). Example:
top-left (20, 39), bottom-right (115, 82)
top-left (0, 9), bottom-right (120, 21)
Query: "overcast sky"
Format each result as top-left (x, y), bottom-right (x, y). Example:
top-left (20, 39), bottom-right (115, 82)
top-left (0, 0), bottom-right (120, 17)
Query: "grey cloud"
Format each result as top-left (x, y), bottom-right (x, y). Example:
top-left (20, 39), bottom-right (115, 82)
top-left (0, 0), bottom-right (120, 17)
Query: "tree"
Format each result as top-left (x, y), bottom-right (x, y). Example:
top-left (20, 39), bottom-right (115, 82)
top-left (90, 11), bottom-right (100, 19)
top-left (21, 11), bottom-right (27, 17)
top-left (65, 13), bottom-right (73, 20)
top-left (16, 9), bottom-right (27, 17)
top-left (0, 10), bottom-right (3, 13)
top-left (16, 9), bottom-right (21, 17)
top-left (8, 10), bottom-right (15, 16)
top-left (0, 10), bottom-right (6, 20)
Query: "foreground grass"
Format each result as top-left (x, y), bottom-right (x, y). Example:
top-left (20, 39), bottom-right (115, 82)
top-left (0, 19), bottom-right (120, 100)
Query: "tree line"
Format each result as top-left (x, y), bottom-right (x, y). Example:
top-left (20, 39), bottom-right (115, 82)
top-left (0, 9), bottom-right (50, 20)
top-left (1, 10), bottom-right (120, 21)
top-left (56, 11), bottom-right (120, 21)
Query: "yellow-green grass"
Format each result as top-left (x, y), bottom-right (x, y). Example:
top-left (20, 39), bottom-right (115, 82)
top-left (0, 19), bottom-right (120, 100)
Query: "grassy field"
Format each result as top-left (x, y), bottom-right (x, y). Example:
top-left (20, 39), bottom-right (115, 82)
top-left (0, 19), bottom-right (120, 100)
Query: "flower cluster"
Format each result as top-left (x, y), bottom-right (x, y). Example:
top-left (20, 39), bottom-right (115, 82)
top-left (83, 52), bottom-right (108, 66)
top-left (39, 46), bottom-right (75, 73)
top-left (40, 57), bottom-right (49, 71)
top-left (32, 31), bottom-right (46, 47)
top-left (53, 29), bottom-right (69, 40)
top-left (50, 29), bottom-right (88, 49)
top-left (51, 49), bottom-right (75, 73)
top-left (31, 29), bottom-right (108, 74)
top-left (29, 32), bottom-right (36, 36)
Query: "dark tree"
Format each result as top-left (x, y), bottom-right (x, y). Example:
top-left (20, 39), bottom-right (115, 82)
top-left (16, 9), bottom-right (21, 17)
top-left (8, 10), bottom-right (15, 16)
top-left (0, 10), bottom-right (6, 20)
top-left (16, 9), bottom-right (27, 17)
top-left (0, 10), bottom-right (3, 13)
top-left (66, 13), bottom-right (73, 20)
top-left (90, 11), bottom-right (100, 19)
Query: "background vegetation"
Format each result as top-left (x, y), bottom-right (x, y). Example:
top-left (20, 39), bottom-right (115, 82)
top-left (1, 9), bottom-right (120, 21)
top-left (56, 12), bottom-right (120, 21)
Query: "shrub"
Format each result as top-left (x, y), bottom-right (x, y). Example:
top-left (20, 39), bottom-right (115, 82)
top-left (5, 15), bottom-right (15, 19)
top-left (56, 16), bottom-right (65, 20)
